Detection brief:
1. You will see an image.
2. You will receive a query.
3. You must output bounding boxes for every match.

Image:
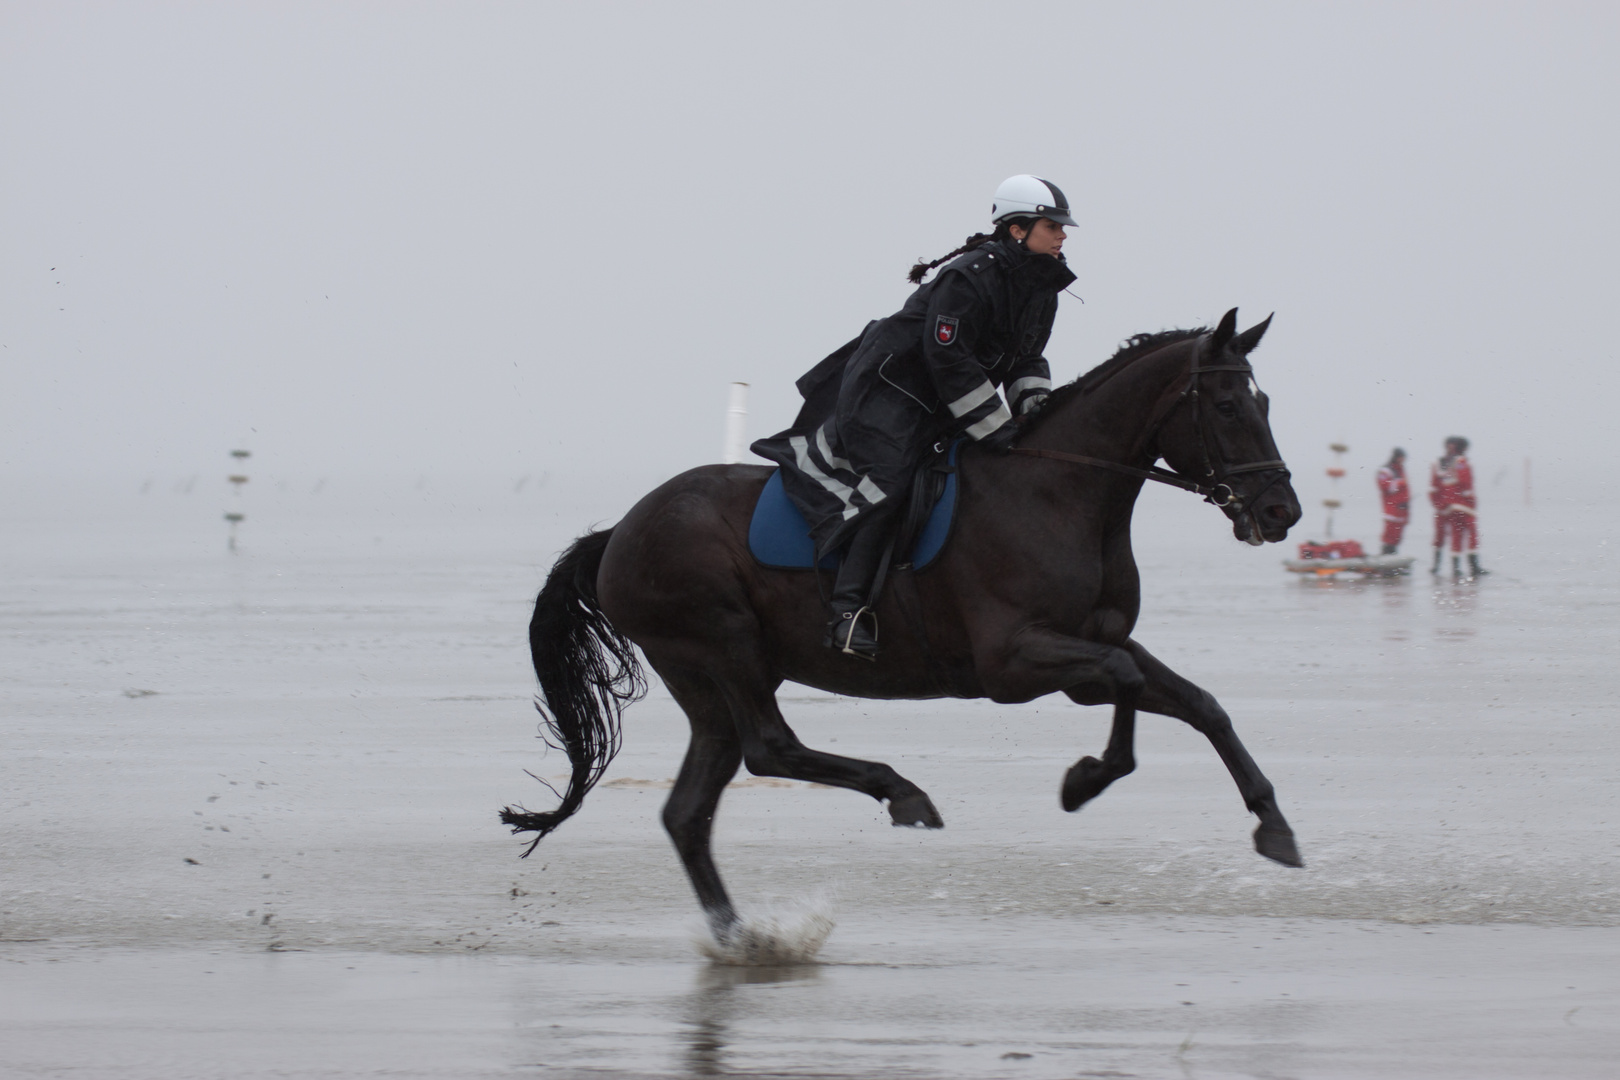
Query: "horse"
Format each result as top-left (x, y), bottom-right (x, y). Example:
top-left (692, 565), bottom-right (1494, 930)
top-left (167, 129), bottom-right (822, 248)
top-left (501, 308), bottom-right (1304, 939)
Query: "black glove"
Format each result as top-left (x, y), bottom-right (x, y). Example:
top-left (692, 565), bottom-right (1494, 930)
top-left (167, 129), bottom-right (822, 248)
top-left (979, 421), bottom-right (1019, 455)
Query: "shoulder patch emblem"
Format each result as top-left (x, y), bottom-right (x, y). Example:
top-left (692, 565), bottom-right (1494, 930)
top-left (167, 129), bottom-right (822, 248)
top-left (935, 315), bottom-right (959, 346)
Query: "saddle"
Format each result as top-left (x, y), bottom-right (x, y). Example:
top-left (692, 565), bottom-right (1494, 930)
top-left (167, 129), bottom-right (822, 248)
top-left (748, 441), bottom-right (961, 571)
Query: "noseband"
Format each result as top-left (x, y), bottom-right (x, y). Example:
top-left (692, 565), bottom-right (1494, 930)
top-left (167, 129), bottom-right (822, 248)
top-left (1011, 335), bottom-right (1290, 512)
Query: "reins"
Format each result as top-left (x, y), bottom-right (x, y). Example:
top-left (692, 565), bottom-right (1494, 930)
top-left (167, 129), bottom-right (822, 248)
top-left (1010, 446), bottom-right (1214, 495)
top-left (1011, 336), bottom-right (1288, 511)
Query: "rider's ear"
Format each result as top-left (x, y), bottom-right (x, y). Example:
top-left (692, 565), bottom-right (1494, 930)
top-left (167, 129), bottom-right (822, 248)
top-left (1210, 308), bottom-right (1239, 352)
top-left (1234, 313), bottom-right (1273, 356)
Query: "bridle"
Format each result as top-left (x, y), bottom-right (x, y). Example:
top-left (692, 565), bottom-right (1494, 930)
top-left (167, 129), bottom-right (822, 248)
top-left (1011, 334), bottom-right (1290, 515)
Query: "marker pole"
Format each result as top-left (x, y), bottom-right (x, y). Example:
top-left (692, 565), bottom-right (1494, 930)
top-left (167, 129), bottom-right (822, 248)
top-left (723, 382), bottom-right (749, 464)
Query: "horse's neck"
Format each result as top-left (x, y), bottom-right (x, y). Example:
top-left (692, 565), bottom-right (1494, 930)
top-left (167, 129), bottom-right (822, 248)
top-left (1029, 340), bottom-right (1190, 465)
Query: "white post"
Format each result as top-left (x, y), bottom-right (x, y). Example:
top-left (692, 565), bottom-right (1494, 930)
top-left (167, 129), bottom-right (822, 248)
top-left (723, 382), bottom-right (749, 464)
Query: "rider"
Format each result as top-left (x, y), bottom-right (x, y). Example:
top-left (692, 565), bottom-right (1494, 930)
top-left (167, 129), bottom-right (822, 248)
top-left (1376, 447), bottom-right (1409, 555)
top-left (752, 175), bottom-right (1078, 660)
top-left (1430, 435), bottom-right (1486, 577)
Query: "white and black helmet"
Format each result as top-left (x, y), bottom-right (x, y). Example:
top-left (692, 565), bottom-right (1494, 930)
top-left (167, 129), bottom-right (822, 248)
top-left (991, 174), bottom-right (1076, 227)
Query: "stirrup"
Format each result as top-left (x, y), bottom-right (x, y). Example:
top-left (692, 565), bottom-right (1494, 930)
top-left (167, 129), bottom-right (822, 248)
top-left (833, 606), bottom-right (878, 660)
top-left (839, 605), bottom-right (875, 650)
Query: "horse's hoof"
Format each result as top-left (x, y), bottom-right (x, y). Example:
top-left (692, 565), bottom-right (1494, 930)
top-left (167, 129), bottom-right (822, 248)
top-left (706, 905), bottom-right (740, 944)
top-left (1061, 756), bottom-right (1108, 812)
top-left (888, 793), bottom-right (944, 829)
top-left (1254, 824), bottom-right (1304, 868)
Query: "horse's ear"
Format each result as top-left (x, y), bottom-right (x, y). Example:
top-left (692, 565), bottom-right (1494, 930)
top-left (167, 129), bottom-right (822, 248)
top-left (1210, 308), bottom-right (1239, 352)
top-left (1234, 313), bottom-right (1273, 356)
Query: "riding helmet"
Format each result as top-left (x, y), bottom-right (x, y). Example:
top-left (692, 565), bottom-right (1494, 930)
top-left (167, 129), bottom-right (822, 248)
top-left (991, 175), bottom-right (1077, 227)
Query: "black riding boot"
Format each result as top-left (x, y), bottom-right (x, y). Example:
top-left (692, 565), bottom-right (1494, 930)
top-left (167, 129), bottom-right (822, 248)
top-left (824, 510), bottom-right (893, 661)
top-left (1451, 555), bottom-right (1463, 578)
top-left (1380, 543), bottom-right (1397, 555)
top-left (1430, 548), bottom-right (1442, 575)
top-left (1468, 553), bottom-right (1489, 577)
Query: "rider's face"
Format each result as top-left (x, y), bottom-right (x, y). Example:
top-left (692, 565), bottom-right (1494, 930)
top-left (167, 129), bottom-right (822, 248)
top-left (1012, 218), bottom-right (1067, 257)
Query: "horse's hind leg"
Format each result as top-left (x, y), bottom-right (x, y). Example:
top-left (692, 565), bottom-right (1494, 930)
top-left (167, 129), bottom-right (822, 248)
top-left (1122, 639), bottom-right (1302, 868)
top-left (720, 668), bottom-right (943, 829)
top-left (657, 664), bottom-right (745, 936)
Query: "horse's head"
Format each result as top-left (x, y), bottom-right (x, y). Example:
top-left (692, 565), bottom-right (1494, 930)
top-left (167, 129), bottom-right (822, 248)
top-left (1155, 309), bottom-right (1301, 545)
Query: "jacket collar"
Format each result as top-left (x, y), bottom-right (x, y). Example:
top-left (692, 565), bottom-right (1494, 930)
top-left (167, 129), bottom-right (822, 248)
top-left (985, 238), bottom-right (1076, 292)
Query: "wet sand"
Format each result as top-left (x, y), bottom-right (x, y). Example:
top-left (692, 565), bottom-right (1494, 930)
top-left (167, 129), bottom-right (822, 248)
top-left (6, 918), bottom-right (1617, 1079)
top-left (3, 478), bottom-right (1617, 1077)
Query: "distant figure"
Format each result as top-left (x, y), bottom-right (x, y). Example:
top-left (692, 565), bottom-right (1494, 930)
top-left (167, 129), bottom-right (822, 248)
top-left (1429, 436), bottom-right (1487, 577)
top-left (1375, 447), bottom-right (1409, 554)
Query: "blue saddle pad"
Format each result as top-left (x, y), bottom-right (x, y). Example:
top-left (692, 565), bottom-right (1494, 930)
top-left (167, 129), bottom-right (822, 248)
top-left (748, 443), bottom-right (959, 570)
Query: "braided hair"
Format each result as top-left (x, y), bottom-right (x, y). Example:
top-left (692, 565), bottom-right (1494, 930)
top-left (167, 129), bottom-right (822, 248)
top-left (907, 219), bottom-right (1030, 284)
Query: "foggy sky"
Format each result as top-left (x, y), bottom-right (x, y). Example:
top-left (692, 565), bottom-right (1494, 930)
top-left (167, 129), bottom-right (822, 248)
top-left (3, 2), bottom-right (1616, 503)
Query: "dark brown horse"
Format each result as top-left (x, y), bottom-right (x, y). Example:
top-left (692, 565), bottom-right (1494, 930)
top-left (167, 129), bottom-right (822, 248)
top-left (502, 309), bottom-right (1304, 937)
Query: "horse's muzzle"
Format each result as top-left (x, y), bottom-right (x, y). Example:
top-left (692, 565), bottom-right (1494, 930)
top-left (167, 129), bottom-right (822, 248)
top-left (1229, 476), bottom-right (1300, 545)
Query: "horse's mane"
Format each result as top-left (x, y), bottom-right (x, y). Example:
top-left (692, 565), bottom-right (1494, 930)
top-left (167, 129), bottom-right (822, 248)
top-left (1022, 327), bottom-right (1206, 434)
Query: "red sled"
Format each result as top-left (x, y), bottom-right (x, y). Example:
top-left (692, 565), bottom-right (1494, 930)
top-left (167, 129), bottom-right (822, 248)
top-left (1297, 539), bottom-right (1365, 560)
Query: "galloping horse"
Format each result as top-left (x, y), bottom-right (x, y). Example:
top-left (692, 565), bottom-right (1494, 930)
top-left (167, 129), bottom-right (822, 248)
top-left (502, 309), bottom-right (1304, 937)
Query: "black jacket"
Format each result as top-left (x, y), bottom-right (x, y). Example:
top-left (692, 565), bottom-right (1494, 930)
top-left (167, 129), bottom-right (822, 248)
top-left (754, 239), bottom-right (1075, 553)
top-left (794, 240), bottom-right (1074, 434)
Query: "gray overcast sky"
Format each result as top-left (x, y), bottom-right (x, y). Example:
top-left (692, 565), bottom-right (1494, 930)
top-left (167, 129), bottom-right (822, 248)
top-left (3, 2), bottom-right (1616, 500)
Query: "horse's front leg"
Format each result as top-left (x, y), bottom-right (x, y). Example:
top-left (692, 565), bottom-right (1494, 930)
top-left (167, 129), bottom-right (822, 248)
top-left (977, 627), bottom-right (1145, 812)
top-left (1113, 639), bottom-right (1303, 868)
top-left (1058, 679), bottom-right (1138, 813)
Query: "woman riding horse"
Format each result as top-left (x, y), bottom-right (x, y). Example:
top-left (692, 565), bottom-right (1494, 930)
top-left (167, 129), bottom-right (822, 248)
top-left (753, 175), bottom-right (1079, 660)
top-left (502, 308), bottom-right (1305, 942)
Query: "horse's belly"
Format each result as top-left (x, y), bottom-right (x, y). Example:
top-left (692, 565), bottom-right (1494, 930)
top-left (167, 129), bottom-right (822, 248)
top-left (772, 656), bottom-right (967, 702)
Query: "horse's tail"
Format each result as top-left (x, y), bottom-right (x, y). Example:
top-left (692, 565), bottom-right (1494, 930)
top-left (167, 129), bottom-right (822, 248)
top-left (499, 527), bottom-right (646, 856)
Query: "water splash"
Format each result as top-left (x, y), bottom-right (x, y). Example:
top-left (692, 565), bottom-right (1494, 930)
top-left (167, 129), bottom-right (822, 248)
top-left (694, 897), bottom-right (836, 966)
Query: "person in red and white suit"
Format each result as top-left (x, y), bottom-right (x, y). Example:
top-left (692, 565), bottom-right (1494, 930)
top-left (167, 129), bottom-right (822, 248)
top-left (1376, 447), bottom-right (1409, 554)
top-left (1430, 436), bottom-right (1487, 577)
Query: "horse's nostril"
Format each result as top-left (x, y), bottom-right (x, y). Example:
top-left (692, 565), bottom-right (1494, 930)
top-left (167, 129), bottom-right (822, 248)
top-left (1264, 503), bottom-right (1293, 521)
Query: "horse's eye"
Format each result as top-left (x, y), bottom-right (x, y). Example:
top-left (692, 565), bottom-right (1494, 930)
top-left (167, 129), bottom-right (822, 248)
top-left (1215, 400), bottom-right (1239, 418)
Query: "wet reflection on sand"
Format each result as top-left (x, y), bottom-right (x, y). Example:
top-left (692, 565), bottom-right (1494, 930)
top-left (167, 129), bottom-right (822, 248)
top-left (684, 964), bottom-right (821, 1076)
